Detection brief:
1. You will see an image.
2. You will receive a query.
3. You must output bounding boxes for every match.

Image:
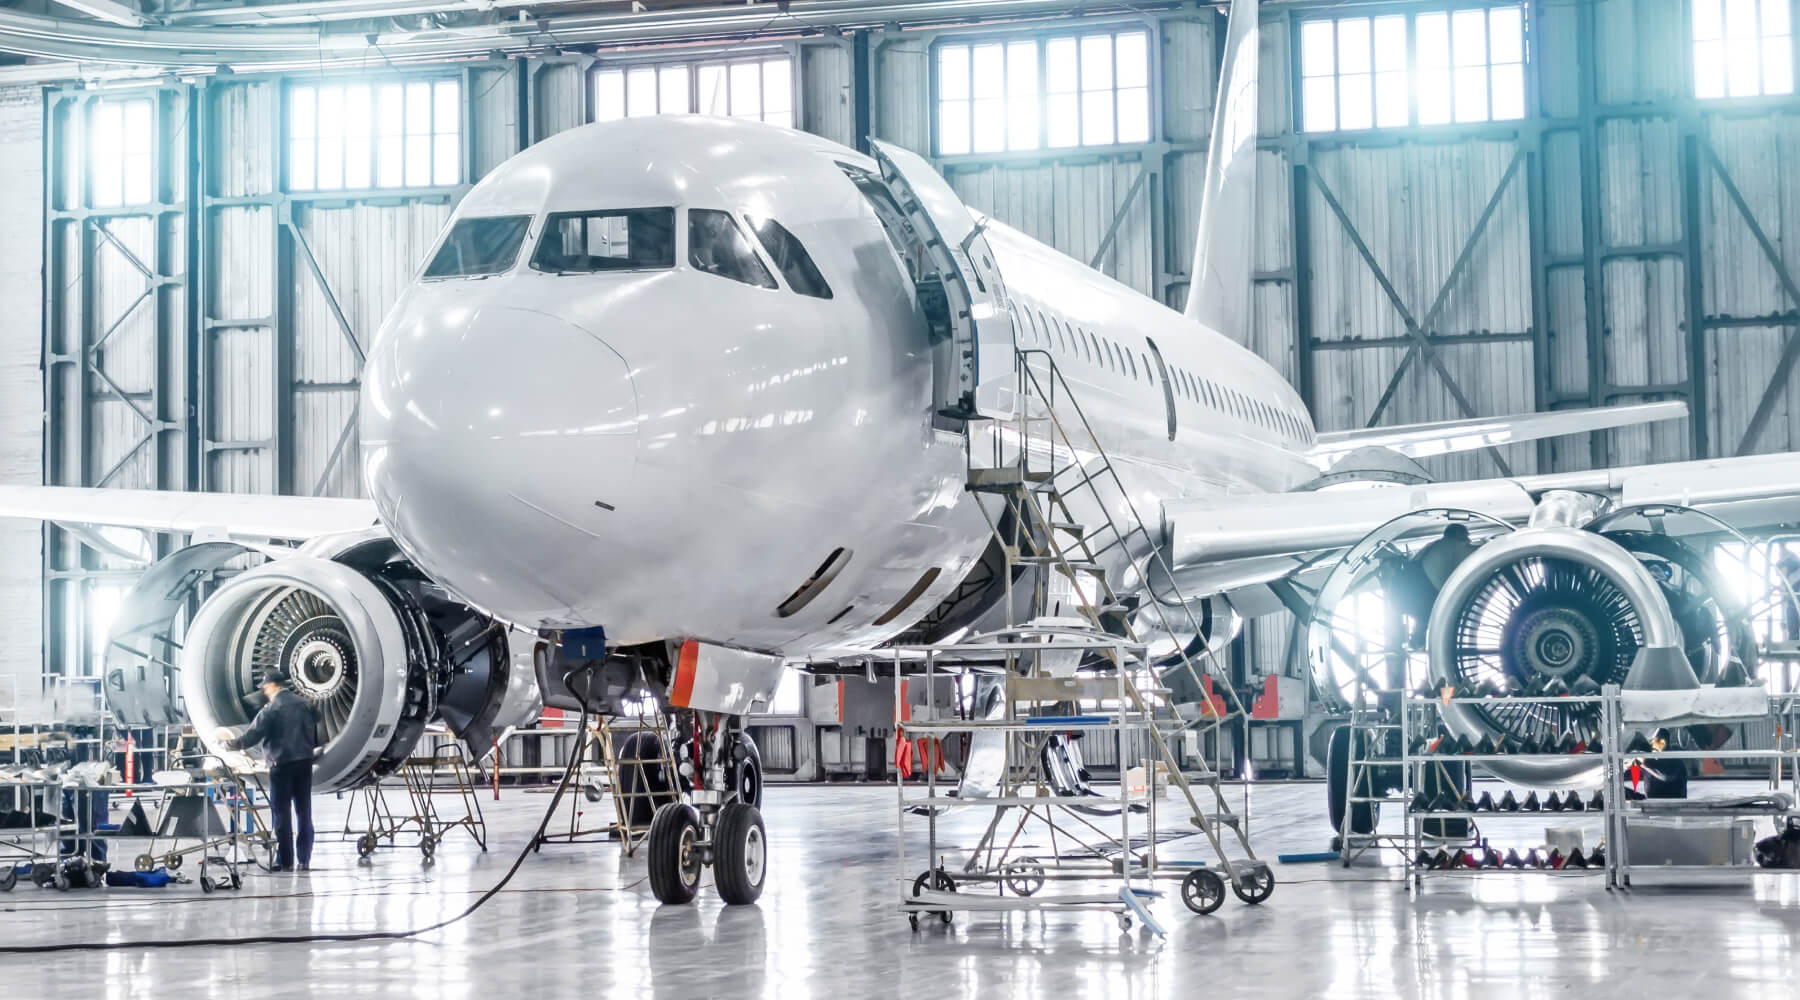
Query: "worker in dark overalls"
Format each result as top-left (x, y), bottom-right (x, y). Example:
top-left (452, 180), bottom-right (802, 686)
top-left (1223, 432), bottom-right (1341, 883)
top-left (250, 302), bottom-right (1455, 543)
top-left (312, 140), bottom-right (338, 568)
top-left (224, 671), bottom-right (318, 873)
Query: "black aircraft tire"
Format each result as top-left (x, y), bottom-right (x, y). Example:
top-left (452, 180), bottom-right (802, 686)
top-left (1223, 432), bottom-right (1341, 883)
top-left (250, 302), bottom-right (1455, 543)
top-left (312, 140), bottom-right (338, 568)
top-left (619, 731), bottom-right (678, 829)
top-left (1327, 726), bottom-right (1378, 835)
top-left (647, 802), bottom-right (703, 905)
top-left (713, 801), bottom-right (768, 905)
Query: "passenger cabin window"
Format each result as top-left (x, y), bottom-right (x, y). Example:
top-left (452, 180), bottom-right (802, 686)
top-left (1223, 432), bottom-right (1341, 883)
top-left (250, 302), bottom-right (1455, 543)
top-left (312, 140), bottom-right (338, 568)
top-left (690, 209), bottom-right (778, 289)
top-left (746, 215), bottom-right (833, 299)
top-left (532, 208), bottom-right (675, 273)
top-left (424, 215), bottom-right (532, 278)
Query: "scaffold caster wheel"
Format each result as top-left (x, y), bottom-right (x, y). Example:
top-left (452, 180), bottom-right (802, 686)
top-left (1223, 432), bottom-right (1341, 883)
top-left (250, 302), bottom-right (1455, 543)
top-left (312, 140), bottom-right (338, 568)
top-left (908, 913), bottom-right (920, 932)
top-left (356, 833), bottom-right (378, 858)
top-left (910, 868), bottom-right (956, 925)
top-left (1002, 858), bottom-right (1046, 897)
top-left (165, 853), bottom-right (182, 871)
top-left (1231, 864), bottom-right (1275, 905)
top-left (0, 865), bottom-right (14, 892)
top-left (134, 853), bottom-right (155, 874)
top-left (1181, 869), bottom-right (1226, 915)
top-left (421, 836), bottom-right (437, 863)
top-left (230, 871), bottom-right (243, 890)
top-left (199, 876), bottom-right (215, 894)
top-left (1118, 913), bottom-right (1133, 932)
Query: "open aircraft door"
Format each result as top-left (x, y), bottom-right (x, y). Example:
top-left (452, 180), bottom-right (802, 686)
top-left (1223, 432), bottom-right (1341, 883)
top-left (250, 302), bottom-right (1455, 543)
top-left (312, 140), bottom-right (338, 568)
top-left (870, 139), bottom-right (1018, 424)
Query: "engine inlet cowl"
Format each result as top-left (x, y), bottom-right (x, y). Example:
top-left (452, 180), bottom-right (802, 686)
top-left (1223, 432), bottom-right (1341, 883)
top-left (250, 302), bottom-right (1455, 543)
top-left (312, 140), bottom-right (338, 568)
top-left (1426, 526), bottom-right (1692, 786)
top-left (181, 556), bottom-right (416, 792)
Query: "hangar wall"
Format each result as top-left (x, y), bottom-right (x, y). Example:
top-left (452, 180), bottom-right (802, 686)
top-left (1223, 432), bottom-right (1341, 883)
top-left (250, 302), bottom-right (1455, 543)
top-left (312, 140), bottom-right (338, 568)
top-left (0, 85), bottom-right (42, 722)
top-left (20, 1), bottom-right (1800, 765)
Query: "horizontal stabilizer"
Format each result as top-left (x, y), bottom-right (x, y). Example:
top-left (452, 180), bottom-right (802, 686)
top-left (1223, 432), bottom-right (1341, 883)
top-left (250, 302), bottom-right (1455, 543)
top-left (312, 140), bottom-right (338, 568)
top-left (1307, 401), bottom-right (1687, 469)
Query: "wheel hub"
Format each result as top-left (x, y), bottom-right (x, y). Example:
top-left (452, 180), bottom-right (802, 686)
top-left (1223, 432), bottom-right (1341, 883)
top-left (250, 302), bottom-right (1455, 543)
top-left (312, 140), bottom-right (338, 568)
top-left (744, 825), bottom-right (765, 884)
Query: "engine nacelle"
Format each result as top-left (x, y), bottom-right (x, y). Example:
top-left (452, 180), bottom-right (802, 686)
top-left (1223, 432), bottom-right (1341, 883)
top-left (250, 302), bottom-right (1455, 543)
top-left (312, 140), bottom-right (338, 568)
top-left (107, 532), bottom-right (529, 792)
top-left (1425, 525), bottom-right (1693, 785)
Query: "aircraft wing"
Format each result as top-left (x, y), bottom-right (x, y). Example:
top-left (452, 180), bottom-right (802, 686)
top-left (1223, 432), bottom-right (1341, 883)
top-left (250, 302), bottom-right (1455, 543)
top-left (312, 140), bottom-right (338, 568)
top-left (1306, 400), bottom-right (1687, 469)
top-left (0, 484), bottom-right (379, 541)
top-left (1164, 450), bottom-right (1800, 607)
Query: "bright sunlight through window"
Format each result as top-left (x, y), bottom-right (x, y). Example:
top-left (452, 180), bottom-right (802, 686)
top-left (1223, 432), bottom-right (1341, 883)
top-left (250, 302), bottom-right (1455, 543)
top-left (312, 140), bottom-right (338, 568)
top-left (89, 98), bottom-right (153, 208)
top-left (1694, 0), bottom-right (1794, 99)
top-left (288, 80), bottom-right (462, 192)
top-left (1301, 5), bottom-right (1525, 132)
top-left (596, 58), bottom-right (793, 126)
top-left (936, 29), bottom-right (1150, 156)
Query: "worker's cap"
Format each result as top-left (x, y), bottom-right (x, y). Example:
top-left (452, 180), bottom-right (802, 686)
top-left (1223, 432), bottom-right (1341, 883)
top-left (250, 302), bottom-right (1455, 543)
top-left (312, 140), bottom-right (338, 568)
top-left (261, 670), bottom-right (291, 688)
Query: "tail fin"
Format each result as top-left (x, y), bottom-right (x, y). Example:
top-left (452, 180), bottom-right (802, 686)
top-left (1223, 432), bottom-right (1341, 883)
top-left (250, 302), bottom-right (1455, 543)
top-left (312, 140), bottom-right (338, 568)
top-left (1184, 0), bottom-right (1260, 335)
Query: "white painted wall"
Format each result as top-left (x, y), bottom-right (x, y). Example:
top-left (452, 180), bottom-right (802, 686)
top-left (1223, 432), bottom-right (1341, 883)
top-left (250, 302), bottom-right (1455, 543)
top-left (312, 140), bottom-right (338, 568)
top-left (0, 84), bottom-right (44, 723)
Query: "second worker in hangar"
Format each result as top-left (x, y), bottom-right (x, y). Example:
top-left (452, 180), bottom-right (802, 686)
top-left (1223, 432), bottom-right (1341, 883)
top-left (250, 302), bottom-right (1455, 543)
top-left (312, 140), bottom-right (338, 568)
top-left (222, 671), bottom-right (319, 873)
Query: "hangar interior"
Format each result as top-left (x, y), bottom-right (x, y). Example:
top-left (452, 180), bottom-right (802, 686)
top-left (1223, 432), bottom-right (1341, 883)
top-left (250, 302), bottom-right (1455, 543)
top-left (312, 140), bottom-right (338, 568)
top-left (2, 0), bottom-right (1800, 993)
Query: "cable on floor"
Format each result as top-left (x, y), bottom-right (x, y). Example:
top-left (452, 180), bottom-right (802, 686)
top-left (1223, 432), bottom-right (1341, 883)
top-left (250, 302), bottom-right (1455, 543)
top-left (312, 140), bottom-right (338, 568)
top-left (0, 664), bottom-right (607, 953)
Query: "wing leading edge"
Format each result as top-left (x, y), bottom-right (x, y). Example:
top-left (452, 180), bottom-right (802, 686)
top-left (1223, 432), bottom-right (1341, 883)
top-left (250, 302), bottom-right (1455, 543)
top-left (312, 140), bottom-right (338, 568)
top-left (0, 484), bottom-right (378, 542)
top-left (1307, 400), bottom-right (1688, 470)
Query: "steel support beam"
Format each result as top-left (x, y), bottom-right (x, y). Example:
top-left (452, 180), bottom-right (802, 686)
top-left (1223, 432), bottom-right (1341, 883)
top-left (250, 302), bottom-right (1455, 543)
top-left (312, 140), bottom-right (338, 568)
top-left (1698, 137), bottom-right (1800, 456)
top-left (1302, 162), bottom-right (1515, 477)
top-left (1089, 165), bottom-right (1149, 271)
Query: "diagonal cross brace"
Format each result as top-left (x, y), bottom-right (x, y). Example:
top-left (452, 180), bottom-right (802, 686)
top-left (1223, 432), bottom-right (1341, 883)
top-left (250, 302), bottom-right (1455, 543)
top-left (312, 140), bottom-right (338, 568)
top-left (285, 218), bottom-right (366, 365)
top-left (1305, 151), bottom-right (1523, 477)
top-left (1089, 167), bottom-right (1149, 271)
top-left (1702, 139), bottom-right (1800, 456)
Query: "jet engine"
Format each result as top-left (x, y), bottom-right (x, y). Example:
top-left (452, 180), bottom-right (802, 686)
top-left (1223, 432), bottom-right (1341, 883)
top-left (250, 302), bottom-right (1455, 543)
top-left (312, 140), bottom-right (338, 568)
top-left (1424, 525), bottom-right (1696, 785)
top-left (105, 530), bottom-right (531, 792)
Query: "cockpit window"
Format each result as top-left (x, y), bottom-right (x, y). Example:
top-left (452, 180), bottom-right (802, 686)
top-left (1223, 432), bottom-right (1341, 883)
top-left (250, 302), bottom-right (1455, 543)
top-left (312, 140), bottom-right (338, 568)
top-left (531, 208), bottom-right (675, 273)
top-left (688, 209), bottom-right (777, 289)
top-left (423, 215), bottom-right (533, 279)
top-left (745, 216), bottom-right (833, 299)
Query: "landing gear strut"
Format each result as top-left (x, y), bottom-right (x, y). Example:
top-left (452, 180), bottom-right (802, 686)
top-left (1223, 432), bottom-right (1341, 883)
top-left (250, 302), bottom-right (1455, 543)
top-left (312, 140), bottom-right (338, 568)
top-left (645, 713), bottom-right (767, 906)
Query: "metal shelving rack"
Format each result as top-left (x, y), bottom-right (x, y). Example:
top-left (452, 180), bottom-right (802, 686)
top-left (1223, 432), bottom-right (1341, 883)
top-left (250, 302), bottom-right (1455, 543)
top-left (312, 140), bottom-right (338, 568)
top-left (1400, 691), bottom-right (1614, 890)
top-left (1394, 686), bottom-right (1800, 890)
top-left (1606, 688), bottom-right (1800, 887)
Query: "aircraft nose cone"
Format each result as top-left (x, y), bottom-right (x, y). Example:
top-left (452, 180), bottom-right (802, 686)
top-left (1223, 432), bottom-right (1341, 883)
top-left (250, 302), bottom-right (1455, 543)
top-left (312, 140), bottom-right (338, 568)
top-left (361, 304), bottom-right (639, 616)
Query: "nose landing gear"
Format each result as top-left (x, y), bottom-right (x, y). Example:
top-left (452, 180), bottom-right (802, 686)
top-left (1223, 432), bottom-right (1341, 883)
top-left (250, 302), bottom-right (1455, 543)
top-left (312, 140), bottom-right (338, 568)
top-left (645, 716), bottom-right (768, 906)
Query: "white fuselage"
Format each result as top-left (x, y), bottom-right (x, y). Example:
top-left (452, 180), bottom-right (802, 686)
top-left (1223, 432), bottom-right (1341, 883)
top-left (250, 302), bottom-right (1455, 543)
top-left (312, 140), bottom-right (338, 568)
top-left (360, 116), bottom-right (1318, 657)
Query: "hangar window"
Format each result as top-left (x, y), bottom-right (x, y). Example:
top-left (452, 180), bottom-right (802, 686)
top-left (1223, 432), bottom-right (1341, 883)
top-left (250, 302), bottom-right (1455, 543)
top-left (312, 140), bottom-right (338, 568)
top-left (288, 79), bottom-right (461, 192)
top-left (746, 216), bottom-right (833, 299)
top-left (533, 208), bottom-right (675, 273)
top-left (424, 215), bottom-right (533, 278)
top-left (595, 65), bottom-right (692, 120)
top-left (1693, 0), bottom-right (1794, 98)
top-left (1300, 5), bottom-right (1525, 132)
top-left (89, 98), bottom-right (153, 208)
top-left (595, 57), bottom-right (793, 125)
top-left (689, 209), bottom-right (778, 288)
top-left (935, 28), bottom-right (1149, 156)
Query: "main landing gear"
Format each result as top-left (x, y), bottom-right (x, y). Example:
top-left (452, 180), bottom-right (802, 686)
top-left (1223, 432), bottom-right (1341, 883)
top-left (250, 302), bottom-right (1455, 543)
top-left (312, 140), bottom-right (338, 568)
top-left (646, 714), bottom-right (768, 906)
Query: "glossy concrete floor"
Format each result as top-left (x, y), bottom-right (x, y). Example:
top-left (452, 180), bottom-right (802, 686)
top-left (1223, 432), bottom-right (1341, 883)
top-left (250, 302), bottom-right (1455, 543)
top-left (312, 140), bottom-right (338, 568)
top-left (3, 779), bottom-right (1800, 997)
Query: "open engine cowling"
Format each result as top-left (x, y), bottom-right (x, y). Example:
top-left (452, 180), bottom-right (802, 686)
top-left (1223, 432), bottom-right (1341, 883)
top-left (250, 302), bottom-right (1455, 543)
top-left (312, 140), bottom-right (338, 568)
top-left (1425, 525), bottom-right (1692, 785)
top-left (106, 532), bottom-right (528, 793)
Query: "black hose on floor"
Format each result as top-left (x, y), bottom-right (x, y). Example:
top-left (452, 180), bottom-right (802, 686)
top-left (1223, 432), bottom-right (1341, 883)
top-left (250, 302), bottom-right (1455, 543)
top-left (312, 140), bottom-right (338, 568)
top-left (0, 670), bottom-right (602, 953)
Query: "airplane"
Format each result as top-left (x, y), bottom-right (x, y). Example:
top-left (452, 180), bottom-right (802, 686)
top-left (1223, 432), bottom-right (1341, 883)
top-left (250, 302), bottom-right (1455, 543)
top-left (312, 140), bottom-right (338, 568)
top-left (5, 0), bottom-right (1800, 904)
